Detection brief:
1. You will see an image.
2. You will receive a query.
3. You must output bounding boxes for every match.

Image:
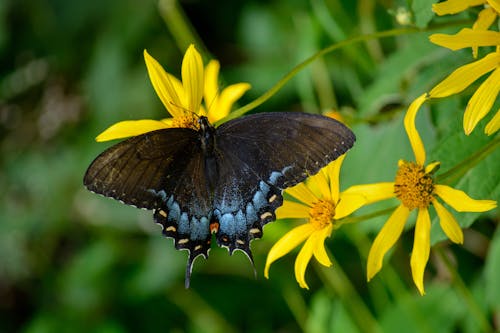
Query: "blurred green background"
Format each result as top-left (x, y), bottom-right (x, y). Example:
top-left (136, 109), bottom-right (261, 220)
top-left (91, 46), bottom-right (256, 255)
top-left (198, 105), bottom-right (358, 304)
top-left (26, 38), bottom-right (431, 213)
top-left (1, 0), bottom-right (498, 332)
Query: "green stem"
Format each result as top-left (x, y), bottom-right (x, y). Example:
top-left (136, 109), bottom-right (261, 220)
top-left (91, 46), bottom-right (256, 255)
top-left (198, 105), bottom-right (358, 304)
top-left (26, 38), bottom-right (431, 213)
top-left (434, 247), bottom-right (494, 333)
top-left (169, 288), bottom-right (237, 333)
top-left (315, 251), bottom-right (382, 333)
top-left (158, 0), bottom-right (207, 55)
top-left (437, 135), bottom-right (500, 183)
top-left (340, 205), bottom-right (398, 225)
top-left (215, 19), bottom-right (470, 126)
top-left (282, 285), bottom-right (309, 332)
top-left (346, 229), bottom-right (436, 333)
top-left (219, 27), bottom-right (420, 124)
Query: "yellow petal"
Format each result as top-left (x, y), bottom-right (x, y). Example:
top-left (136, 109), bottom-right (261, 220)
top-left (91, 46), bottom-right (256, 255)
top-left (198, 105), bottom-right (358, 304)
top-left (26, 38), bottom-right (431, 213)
top-left (463, 67), bottom-right (500, 135)
top-left (294, 231), bottom-right (317, 289)
top-left (432, 0), bottom-right (486, 15)
top-left (335, 192), bottom-right (368, 219)
top-left (432, 198), bottom-right (464, 244)
top-left (485, 108), bottom-right (500, 135)
top-left (486, 0), bottom-right (500, 13)
top-left (144, 50), bottom-right (184, 117)
top-left (95, 120), bottom-right (169, 142)
top-left (404, 94), bottom-right (428, 165)
top-left (323, 110), bottom-right (344, 122)
top-left (472, 8), bottom-right (498, 58)
top-left (264, 224), bottom-right (314, 278)
top-left (425, 161), bottom-right (441, 174)
top-left (326, 154), bottom-right (346, 203)
top-left (198, 105), bottom-right (207, 117)
top-left (208, 83), bottom-right (251, 123)
top-left (204, 60), bottom-right (220, 111)
top-left (434, 184), bottom-right (497, 212)
top-left (308, 168), bottom-right (331, 201)
top-left (342, 182), bottom-right (395, 204)
top-left (429, 51), bottom-right (500, 98)
top-left (181, 45), bottom-right (204, 114)
top-left (313, 224), bottom-right (334, 267)
top-left (367, 204), bottom-right (410, 281)
top-left (410, 208), bottom-right (431, 296)
top-left (430, 28), bottom-right (500, 50)
top-left (160, 118), bottom-right (174, 126)
top-left (276, 200), bottom-right (311, 219)
top-left (285, 182), bottom-right (318, 207)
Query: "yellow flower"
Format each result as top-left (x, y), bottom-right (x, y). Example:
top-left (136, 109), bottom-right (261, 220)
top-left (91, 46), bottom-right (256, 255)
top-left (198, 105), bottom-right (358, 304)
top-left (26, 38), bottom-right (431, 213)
top-left (432, 0), bottom-right (499, 16)
top-left (264, 154), bottom-right (367, 289)
top-left (96, 45), bottom-right (250, 141)
top-left (343, 94), bottom-right (497, 295)
top-left (204, 60), bottom-right (251, 124)
top-left (426, 43), bottom-right (500, 135)
top-left (427, 2), bottom-right (500, 135)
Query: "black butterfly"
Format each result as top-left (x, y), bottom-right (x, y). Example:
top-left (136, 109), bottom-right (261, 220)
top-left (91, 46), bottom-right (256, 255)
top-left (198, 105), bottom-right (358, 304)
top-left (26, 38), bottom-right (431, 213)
top-left (84, 112), bottom-right (355, 287)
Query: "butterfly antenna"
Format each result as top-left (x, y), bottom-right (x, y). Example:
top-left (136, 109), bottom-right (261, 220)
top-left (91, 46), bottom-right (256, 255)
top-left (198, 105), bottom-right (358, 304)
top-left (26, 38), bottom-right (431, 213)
top-left (168, 101), bottom-right (199, 120)
top-left (205, 87), bottom-right (220, 115)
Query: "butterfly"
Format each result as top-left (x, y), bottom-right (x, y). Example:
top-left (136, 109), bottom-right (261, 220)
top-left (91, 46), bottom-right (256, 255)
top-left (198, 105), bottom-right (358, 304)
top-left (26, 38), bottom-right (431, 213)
top-left (83, 112), bottom-right (355, 287)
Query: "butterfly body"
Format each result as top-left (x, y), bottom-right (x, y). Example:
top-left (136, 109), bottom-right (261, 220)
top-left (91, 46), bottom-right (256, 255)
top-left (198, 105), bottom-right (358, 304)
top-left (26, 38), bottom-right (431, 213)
top-left (84, 112), bottom-right (355, 287)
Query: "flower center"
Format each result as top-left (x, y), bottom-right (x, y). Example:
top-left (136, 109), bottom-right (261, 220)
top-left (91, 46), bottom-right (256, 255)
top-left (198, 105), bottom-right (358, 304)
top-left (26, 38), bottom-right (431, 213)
top-left (309, 199), bottom-right (336, 229)
top-left (394, 161), bottom-right (435, 210)
top-left (172, 113), bottom-right (200, 130)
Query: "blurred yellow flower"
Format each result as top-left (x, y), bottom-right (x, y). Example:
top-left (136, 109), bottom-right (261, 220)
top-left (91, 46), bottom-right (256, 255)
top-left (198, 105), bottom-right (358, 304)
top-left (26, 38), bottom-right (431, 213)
top-left (427, 3), bottom-right (500, 135)
top-left (96, 44), bottom-right (250, 142)
top-left (264, 154), bottom-right (366, 289)
top-left (432, 0), bottom-right (499, 17)
top-left (343, 95), bottom-right (497, 295)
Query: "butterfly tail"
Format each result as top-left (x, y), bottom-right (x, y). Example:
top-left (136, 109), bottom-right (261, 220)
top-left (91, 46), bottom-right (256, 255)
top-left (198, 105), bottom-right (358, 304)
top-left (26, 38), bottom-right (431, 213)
top-left (154, 208), bottom-right (211, 288)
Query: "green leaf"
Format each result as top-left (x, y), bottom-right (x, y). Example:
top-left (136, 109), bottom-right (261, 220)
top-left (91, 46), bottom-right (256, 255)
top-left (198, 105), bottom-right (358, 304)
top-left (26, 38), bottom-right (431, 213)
top-left (306, 292), bottom-right (361, 333)
top-left (58, 240), bottom-right (119, 311)
top-left (127, 237), bottom-right (186, 296)
top-left (485, 227), bottom-right (500, 310)
top-left (329, 300), bottom-right (361, 333)
top-left (358, 33), bottom-right (439, 117)
top-left (429, 121), bottom-right (499, 243)
top-left (380, 284), bottom-right (465, 333)
top-left (412, 0), bottom-right (438, 28)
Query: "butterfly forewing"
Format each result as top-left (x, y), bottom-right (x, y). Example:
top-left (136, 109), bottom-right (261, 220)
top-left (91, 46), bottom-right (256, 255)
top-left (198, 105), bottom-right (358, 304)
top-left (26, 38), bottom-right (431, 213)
top-left (84, 128), bottom-right (206, 210)
top-left (216, 112), bottom-right (355, 189)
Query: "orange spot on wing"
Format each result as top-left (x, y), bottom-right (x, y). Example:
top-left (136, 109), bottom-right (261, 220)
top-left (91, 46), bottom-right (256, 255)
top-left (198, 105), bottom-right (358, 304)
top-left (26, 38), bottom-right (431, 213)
top-left (210, 220), bottom-right (219, 234)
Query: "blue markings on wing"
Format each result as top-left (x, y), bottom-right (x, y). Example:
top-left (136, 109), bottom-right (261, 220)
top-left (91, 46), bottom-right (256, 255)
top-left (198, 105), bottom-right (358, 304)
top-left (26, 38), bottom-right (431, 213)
top-left (168, 201), bottom-right (181, 223)
top-left (259, 181), bottom-right (270, 196)
top-left (190, 216), bottom-right (209, 240)
top-left (149, 190), bottom-right (212, 241)
top-left (252, 190), bottom-right (266, 210)
top-left (219, 213), bottom-right (235, 236)
top-left (245, 203), bottom-right (257, 227)
top-left (149, 164), bottom-right (288, 255)
top-left (179, 212), bottom-right (189, 234)
top-left (268, 171), bottom-right (282, 185)
top-left (235, 210), bottom-right (246, 232)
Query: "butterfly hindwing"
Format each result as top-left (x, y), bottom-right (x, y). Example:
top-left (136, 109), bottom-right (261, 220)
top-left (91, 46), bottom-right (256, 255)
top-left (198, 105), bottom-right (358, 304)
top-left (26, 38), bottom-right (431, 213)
top-left (210, 147), bottom-right (284, 257)
top-left (210, 112), bottom-right (355, 256)
top-left (84, 128), bottom-right (214, 261)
